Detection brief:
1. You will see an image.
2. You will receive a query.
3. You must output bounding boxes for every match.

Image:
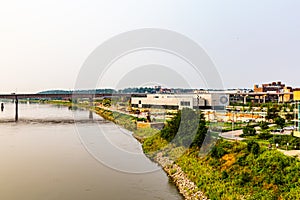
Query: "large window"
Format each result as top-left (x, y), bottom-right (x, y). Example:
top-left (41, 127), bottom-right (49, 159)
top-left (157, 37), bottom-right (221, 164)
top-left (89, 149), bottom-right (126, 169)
top-left (180, 101), bottom-right (190, 106)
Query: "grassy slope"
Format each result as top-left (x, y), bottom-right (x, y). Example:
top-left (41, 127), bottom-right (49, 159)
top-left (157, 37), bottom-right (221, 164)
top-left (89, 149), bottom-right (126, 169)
top-left (143, 134), bottom-right (300, 200)
top-left (46, 100), bottom-right (300, 199)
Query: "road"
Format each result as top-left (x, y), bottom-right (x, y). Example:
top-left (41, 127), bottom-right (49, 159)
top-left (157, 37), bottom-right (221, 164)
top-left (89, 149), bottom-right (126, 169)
top-left (278, 149), bottom-right (300, 158)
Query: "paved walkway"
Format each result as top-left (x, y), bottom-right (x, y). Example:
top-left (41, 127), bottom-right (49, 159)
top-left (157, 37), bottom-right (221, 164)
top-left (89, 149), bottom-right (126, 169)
top-left (278, 149), bottom-right (300, 158)
top-left (220, 129), bottom-right (245, 141)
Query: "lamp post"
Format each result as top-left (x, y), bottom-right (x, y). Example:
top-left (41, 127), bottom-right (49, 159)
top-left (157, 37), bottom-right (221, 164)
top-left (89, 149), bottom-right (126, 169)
top-left (296, 102), bottom-right (300, 131)
top-left (297, 101), bottom-right (300, 132)
top-left (294, 101), bottom-right (297, 131)
top-left (232, 111), bottom-right (234, 139)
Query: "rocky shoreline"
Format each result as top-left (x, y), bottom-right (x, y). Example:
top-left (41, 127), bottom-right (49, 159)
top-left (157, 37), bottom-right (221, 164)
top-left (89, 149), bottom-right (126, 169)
top-left (47, 103), bottom-right (208, 200)
top-left (95, 107), bottom-right (209, 199)
top-left (49, 102), bottom-right (207, 200)
top-left (154, 152), bottom-right (208, 200)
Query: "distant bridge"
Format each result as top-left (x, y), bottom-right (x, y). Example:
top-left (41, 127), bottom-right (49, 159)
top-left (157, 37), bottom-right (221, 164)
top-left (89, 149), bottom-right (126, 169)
top-left (0, 93), bottom-right (135, 121)
top-left (0, 93), bottom-right (134, 99)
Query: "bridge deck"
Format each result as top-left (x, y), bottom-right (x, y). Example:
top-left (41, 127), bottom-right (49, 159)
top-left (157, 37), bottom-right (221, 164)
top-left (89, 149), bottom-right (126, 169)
top-left (0, 93), bottom-right (134, 99)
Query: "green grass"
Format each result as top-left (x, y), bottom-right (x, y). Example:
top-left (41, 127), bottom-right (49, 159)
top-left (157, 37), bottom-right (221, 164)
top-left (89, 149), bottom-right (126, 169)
top-left (221, 122), bottom-right (249, 132)
top-left (143, 133), bottom-right (300, 199)
top-left (134, 127), bottom-right (159, 138)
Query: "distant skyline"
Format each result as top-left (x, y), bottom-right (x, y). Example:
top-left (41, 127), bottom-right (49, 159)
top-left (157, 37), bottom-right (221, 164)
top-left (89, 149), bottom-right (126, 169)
top-left (1, 0), bottom-right (300, 93)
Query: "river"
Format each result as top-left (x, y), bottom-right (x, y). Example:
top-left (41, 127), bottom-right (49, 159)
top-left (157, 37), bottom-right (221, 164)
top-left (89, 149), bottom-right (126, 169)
top-left (0, 102), bottom-right (182, 200)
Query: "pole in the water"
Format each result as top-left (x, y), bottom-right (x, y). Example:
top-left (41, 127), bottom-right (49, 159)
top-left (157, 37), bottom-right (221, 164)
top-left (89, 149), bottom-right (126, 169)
top-left (1, 103), bottom-right (4, 112)
top-left (89, 98), bottom-right (93, 119)
top-left (15, 96), bottom-right (18, 121)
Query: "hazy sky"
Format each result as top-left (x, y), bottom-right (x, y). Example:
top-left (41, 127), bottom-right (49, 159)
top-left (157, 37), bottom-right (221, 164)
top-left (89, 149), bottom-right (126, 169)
top-left (0, 0), bottom-right (299, 93)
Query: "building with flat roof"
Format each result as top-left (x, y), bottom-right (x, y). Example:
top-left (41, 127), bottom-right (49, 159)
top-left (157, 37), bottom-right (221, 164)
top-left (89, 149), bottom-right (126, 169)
top-left (131, 93), bottom-right (229, 110)
top-left (253, 81), bottom-right (293, 102)
top-left (294, 89), bottom-right (300, 101)
top-left (254, 81), bottom-right (286, 93)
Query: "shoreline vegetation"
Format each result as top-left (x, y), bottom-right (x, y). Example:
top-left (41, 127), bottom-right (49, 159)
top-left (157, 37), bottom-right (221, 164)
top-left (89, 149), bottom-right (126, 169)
top-left (46, 100), bottom-right (300, 200)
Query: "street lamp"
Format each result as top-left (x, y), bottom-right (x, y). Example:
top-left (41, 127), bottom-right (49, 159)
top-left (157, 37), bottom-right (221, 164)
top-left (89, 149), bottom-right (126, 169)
top-left (294, 102), bottom-right (297, 131)
top-left (232, 111), bottom-right (234, 139)
top-left (297, 101), bottom-right (299, 132)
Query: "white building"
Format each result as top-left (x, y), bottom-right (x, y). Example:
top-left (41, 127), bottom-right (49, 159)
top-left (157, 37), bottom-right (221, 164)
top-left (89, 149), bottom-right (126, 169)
top-left (131, 93), bottom-right (229, 110)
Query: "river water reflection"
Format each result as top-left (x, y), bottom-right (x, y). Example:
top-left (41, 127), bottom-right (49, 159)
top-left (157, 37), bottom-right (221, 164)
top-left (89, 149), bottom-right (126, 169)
top-left (0, 102), bottom-right (182, 200)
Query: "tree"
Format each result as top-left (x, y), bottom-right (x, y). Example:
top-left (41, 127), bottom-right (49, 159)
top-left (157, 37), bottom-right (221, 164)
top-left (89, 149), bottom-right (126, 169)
top-left (266, 106), bottom-right (279, 121)
top-left (211, 146), bottom-right (227, 158)
top-left (160, 108), bottom-right (208, 148)
top-left (259, 121), bottom-right (269, 130)
top-left (285, 113), bottom-right (293, 121)
top-left (160, 110), bottom-right (181, 142)
top-left (258, 130), bottom-right (272, 140)
top-left (247, 140), bottom-right (260, 154)
top-left (275, 117), bottom-right (285, 129)
top-left (242, 126), bottom-right (256, 136)
top-left (248, 105), bottom-right (252, 112)
top-left (102, 98), bottom-right (111, 107)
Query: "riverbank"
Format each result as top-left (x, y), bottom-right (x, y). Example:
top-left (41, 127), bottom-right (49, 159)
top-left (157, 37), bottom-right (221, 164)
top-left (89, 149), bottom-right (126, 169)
top-left (45, 100), bottom-right (300, 199)
top-left (154, 152), bottom-right (208, 200)
top-left (90, 106), bottom-right (206, 199)
top-left (46, 100), bottom-right (205, 199)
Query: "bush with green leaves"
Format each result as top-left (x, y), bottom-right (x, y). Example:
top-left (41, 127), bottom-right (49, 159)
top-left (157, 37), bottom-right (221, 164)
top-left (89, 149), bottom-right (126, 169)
top-left (211, 146), bottom-right (227, 158)
top-left (275, 117), bottom-right (285, 129)
top-left (246, 140), bottom-right (260, 154)
top-left (241, 126), bottom-right (256, 137)
top-left (266, 106), bottom-right (279, 120)
top-left (175, 140), bottom-right (300, 200)
top-left (221, 170), bottom-right (229, 179)
top-left (269, 135), bottom-right (300, 150)
top-left (259, 121), bottom-right (269, 130)
top-left (258, 130), bottom-right (272, 140)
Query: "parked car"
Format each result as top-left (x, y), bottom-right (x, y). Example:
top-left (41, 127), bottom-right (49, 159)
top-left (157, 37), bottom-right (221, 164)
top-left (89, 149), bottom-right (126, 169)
top-left (283, 126), bottom-right (296, 131)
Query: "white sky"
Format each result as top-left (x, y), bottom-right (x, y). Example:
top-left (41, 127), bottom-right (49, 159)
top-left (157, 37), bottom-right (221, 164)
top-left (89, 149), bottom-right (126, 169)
top-left (0, 0), bottom-right (299, 93)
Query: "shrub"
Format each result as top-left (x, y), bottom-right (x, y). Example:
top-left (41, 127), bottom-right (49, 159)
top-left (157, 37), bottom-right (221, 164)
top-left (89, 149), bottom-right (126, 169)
top-left (275, 117), bottom-right (285, 129)
top-left (221, 171), bottom-right (229, 179)
top-left (258, 131), bottom-right (272, 140)
top-left (211, 146), bottom-right (227, 159)
top-left (247, 140), bottom-right (260, 155)
top-left (236, 154), bottom-right (247, 166)
top-left (241, 126), bottom-right (256, 137)
top-left (240, 172), bottom-right (251, 184)
top-left (259, 121), bottom-right (269, 130)
top-left (209, 158), bottom-right (221, 167)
